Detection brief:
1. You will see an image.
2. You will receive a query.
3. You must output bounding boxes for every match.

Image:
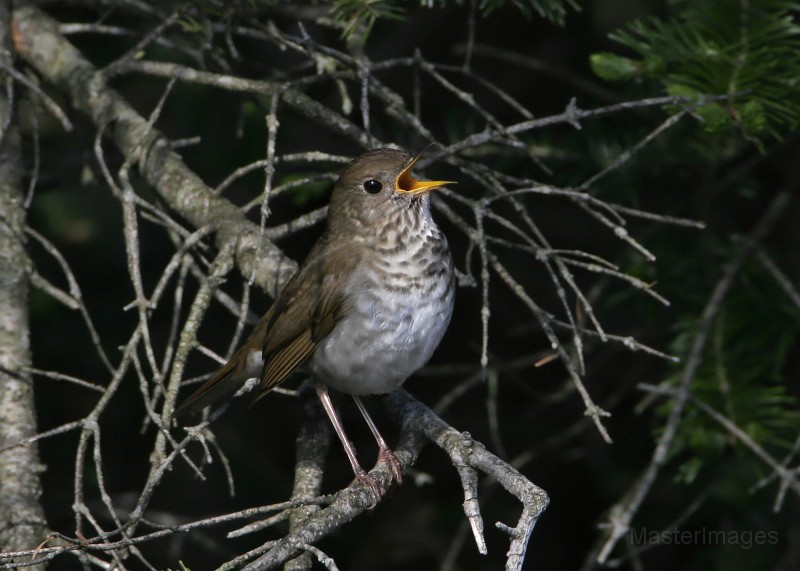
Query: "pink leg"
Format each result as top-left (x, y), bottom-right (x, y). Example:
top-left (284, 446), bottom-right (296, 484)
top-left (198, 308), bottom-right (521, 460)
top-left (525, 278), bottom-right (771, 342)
top-left (315, 385), bottom-right (383, 502)
top-left (352, 396), bottom-right (404, 484)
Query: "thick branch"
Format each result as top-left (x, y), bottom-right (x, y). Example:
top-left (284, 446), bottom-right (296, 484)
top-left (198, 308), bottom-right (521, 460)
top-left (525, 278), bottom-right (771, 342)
top-left (285, 388), bottom-right (332, 571)
top-left (11, 4), bottom-right (297, 296)
top-left (0, 2), bottom-right (48, 565)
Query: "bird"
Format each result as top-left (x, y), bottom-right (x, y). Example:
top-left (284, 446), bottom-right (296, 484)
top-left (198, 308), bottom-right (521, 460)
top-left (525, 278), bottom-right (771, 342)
top-left (176, 147), bottom-right (455, 500)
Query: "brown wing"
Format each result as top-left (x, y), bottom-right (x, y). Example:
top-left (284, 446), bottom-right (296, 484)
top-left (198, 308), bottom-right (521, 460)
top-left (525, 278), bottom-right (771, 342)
top-left (252, 236), bottom-right (356, 401)
top-left (176, 235), bottom-right (360, 417)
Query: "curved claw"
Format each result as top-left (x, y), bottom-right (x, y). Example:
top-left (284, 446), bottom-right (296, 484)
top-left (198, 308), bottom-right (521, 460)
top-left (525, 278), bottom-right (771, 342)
top-left (354, 467), bottom-right (385, 507)
top-left (352, 449), bottom-right (404, 508)
top-left (379, 447), bottom-right (404, 484)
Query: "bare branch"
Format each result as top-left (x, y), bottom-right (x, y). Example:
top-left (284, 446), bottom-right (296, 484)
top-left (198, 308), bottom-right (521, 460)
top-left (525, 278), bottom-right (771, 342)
top-left (12, 5), bottom-right (298, 296)
top-left (591, 190), bottom-right (792, 565)
top-left (5, 4), bottom-right (772, 571)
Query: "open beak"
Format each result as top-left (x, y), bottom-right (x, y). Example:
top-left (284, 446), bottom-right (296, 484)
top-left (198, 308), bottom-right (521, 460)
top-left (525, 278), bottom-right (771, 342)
top-left (395, 153), bottom-right (455, 195)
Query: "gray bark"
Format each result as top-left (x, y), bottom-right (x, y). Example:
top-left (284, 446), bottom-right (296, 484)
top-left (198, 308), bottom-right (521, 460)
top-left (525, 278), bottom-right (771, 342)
top-left (0, 2), bottom-right (48, 564)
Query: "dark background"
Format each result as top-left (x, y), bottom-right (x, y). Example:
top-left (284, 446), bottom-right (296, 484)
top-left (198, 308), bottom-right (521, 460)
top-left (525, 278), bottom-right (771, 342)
top-left (19, 1), bottom-right (799, 570)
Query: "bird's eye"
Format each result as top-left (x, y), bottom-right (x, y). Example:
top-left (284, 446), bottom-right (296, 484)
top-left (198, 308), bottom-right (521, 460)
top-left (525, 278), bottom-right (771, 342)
top-left (363, 179), bottom-right (383, 194)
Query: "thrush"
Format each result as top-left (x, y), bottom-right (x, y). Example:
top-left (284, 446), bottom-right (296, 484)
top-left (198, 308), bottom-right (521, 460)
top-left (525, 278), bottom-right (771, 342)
top-left (177, 147), bottom-right (455, 499)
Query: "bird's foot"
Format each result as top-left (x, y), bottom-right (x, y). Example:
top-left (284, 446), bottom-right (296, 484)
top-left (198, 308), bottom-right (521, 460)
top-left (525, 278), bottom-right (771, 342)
top-left (353, 466), bottom-right (385, 506)
top-left (378, 446), bottom-right (404, 484)
top-left (352, 448), bottom-right (403, 506)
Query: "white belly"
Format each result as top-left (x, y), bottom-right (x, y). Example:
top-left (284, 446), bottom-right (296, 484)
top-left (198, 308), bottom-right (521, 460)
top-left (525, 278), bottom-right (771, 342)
top-left (308, 256), bottom-right (454, 395)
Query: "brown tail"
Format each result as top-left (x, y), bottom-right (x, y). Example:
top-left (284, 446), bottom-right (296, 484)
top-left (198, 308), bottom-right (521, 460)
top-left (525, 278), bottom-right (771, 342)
top-left (174, 348), bottom-right (250, 418)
